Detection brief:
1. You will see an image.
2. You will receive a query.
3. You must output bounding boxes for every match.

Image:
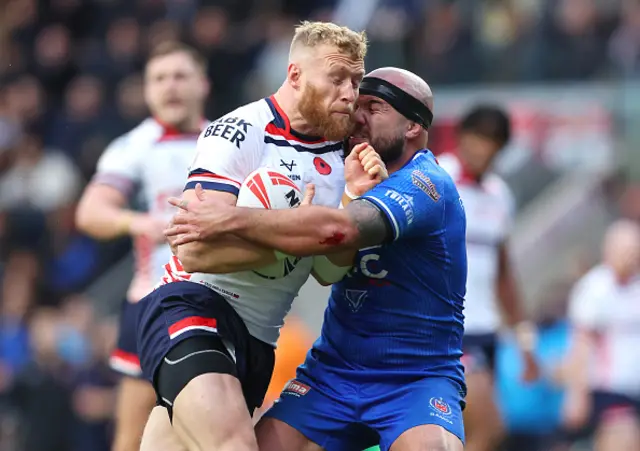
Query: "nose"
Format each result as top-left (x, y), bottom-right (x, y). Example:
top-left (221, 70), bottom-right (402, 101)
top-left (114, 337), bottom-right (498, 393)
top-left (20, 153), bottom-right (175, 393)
top-left (341, 84), bottom-right (357, 104)
top-left (354, 106), bottom-right (366, 125)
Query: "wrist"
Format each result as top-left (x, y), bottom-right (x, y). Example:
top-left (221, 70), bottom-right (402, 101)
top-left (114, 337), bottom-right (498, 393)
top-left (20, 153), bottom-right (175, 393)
top-left (117, 211), bottom-right (136, 236)
top-left (344, 184), bottom-right (361, 199)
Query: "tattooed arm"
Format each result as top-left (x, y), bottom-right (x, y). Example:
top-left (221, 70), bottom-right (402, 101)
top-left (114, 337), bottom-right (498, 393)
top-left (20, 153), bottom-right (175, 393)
top-left (226, 199), bottom-right (393, 257)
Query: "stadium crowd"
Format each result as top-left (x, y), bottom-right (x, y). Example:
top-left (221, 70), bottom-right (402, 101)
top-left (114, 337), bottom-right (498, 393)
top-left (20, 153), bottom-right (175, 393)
top-left (0, 0), bottom-right (639, 450)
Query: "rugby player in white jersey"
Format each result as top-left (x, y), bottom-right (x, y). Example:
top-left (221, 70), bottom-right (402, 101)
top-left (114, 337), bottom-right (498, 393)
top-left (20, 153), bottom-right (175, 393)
top-left (564, 220), bottom-right (640, 451)
top-left (134, 22), bottom-right (385, 451)
top-left (75, 42), bottom-right (209, 451)
top-left (438, 105), bottom-right (539, 451)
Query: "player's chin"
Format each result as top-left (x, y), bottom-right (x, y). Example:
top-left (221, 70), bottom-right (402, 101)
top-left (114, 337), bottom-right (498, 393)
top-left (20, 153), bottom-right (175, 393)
top-left (156, 107), bottom-right (188, 126)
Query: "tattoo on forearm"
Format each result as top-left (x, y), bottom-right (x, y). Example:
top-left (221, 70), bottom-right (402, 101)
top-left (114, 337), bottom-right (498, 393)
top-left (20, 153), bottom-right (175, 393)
top-left (345, 199), bottom-right (392, 247)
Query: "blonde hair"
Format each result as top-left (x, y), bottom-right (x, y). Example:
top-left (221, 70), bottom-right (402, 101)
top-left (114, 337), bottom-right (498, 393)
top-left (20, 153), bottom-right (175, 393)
top-left (290, 21), bottom-right (367, 61)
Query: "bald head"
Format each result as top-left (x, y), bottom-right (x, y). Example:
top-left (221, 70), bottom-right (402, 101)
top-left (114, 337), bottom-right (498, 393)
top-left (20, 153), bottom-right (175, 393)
top-left (603, 219), bottom-right (640, 280)
top-left (366, 67), bottom-right (434, 112)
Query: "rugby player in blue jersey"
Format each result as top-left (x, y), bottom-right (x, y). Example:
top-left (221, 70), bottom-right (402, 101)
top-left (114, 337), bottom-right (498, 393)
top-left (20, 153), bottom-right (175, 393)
top-left (166, 67), bottom-right (467, 451)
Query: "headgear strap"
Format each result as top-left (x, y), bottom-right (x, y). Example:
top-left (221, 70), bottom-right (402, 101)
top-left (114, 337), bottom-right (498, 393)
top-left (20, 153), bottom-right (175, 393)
top-left (359, 77), bottom-right (433, 129)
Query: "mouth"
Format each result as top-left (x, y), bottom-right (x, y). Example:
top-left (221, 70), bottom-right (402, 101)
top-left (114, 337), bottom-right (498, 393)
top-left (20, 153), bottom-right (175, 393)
top-left (348, 136), bottom-right (368, 146)
top-left (164, 99), bottom-right (183, 108)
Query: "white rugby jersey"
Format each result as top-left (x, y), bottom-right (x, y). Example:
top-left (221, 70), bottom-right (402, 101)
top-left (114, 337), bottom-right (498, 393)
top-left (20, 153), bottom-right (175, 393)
top-left (93, 118), bottom-right (203, 302)
top-left (438, 153), bottom-right (516, 335)
top-left (160, 96), bottom-right (346, 346)
top-left (569, 265), bottom-right (640, 397)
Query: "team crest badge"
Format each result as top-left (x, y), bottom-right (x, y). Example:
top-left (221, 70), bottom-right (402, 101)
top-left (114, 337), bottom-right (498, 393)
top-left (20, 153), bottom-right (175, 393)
top-left (429, 397), bottom-right (452, 416)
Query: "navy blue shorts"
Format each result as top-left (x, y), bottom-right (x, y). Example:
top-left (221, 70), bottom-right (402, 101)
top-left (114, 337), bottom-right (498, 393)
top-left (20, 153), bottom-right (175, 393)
top-left (592, 390), bottom-right (640, 426)
top-left (136, 281), bottom-right (275, 410)
top-left (109, 299), bottom-right (145, 378)
top-left (462, 333), bottom-right (497, 374)
top-left (264, 354), bottom-right (466, 451)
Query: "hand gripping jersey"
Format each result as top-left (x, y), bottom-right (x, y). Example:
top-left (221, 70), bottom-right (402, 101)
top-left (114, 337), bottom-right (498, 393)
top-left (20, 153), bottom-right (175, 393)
top-left (438, 153), bottom-right (515, 335)
top-left (568, 265), bottom-right (640, 397)
top-left (312, 150), bottom-right (467, 385)
top-left (160, 96), bottom-right (345, 346)
top-left (93, 118), bottom-right (202, 302)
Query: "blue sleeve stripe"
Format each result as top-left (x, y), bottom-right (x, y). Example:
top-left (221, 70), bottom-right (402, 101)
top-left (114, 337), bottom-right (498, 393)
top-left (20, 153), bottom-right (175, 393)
top-left (184, 181), bottom-right (239, 196)
top-left (361, 196), bottom-right (401, 241)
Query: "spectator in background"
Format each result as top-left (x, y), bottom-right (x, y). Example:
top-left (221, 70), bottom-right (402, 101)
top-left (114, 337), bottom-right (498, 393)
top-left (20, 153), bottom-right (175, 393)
top-left (608, 0), bottom-right (640, 77)
top-left (564, 220), bottom-right (640, 451)
top-left (530, 0), bottom-right (611, 81)
top-left (3, 75), bottom-right (46, 129)
top-left (30, 23), bottom-right (77, 106)
top-left (5, 308), bottom-right (74, 451)
top-left (46, 74), bottom-right (107, 160)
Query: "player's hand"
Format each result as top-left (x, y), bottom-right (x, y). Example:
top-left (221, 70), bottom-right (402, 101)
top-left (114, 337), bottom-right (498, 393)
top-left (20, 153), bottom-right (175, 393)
top-left (345, 143), bottom-right (388, 197)
top-left (128, 214), bottom-right (167, 243)
top-left (166, 214), bottom-right (182, 255)
top-left (520, 349), bottom-right (541, 383)
top-left (165, 184), bottom-right (234, 245)
top-left (300, 184), bottom-right (315, 207)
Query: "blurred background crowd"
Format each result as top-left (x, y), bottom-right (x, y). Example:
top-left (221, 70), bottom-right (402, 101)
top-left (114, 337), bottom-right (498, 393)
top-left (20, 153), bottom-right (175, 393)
top-left (1, 0), bottom-right (640, 450)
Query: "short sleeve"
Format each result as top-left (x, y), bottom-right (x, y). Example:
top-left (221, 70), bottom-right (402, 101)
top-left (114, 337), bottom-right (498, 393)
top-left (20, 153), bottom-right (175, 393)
top-left (92, 136), bottom-right (142, 197)
top-left (185, 116), bottom-right (262, 196)
top-left (361, 168), bottom-right (447, 241)
top-left (567, 272), bottom-right (604, 330)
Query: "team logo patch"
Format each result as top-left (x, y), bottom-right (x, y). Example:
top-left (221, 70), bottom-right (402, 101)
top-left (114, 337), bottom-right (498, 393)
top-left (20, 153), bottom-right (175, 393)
top-left (345, 289), bottom-right (368, 312)
top-left (429, 397), bottom-right (452, 416)
top-left (313, 157), bottom-right (332, 175)
top-left (412, 170), bottom-right (440, 202)
top-left (282, 380), bottom-right (310, 397)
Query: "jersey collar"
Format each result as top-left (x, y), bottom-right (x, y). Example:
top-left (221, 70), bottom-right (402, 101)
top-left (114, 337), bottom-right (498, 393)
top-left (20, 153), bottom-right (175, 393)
top-left (153, 117), bottom-right (207, 142)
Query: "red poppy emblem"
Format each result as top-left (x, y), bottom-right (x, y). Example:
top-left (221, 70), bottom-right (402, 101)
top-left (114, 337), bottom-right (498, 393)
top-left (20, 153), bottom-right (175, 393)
top-left (313, 157), bottom-right (332, 175)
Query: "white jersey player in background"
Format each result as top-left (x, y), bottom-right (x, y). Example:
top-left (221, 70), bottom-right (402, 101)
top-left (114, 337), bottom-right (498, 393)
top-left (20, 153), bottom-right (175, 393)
top-left (135, 22), bottom-right (386, 451)
top-left (75, 41), bottom-right (209, 451)
top-left (438, 105), bottom-right (539, 451)
top-left (564, 220), bottom-right (640, 451)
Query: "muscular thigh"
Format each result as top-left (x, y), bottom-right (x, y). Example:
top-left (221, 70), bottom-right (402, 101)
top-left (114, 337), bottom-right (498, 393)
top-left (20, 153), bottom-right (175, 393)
top-left (172, 372), bottom-right (257, 450)
top-left (362, 377), bottom-right (465, 451)
top-left (256, 417), bottom-right (324, 451)
top-left (140, 406), bottom-right (186, 451)
top-left (262, 374), bottom-right (373, 451)
top-left (390, 424), bottom-right (463, 451)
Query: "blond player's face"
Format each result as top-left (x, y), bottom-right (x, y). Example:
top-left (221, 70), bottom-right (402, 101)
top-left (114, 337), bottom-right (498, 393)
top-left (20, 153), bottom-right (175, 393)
top-left (144, 52), bottom-right (208, 127)
top-left (298, 45), bottom-right (364, 140)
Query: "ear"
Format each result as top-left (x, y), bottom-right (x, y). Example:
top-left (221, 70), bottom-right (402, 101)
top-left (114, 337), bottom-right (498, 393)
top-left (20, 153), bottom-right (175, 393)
top-left (405, 122), bottom-right (422, 140)
top-left (201, 78), bottom-right (211, 98)
top-left (287, 63), bottom-right (302, 90)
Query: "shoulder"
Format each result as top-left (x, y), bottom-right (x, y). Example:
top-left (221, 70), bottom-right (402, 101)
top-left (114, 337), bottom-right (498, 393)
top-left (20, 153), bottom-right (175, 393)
top-left (204, 100), bottom-right (273, 136)
top-left (104, 118), bottom-right (160, 154)
top-left (576, 264), bottom-right (612, 290)
top-left (483, 172), bottom-right (515, 208)
top-left (436, 152), bottom-right (462, 181)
